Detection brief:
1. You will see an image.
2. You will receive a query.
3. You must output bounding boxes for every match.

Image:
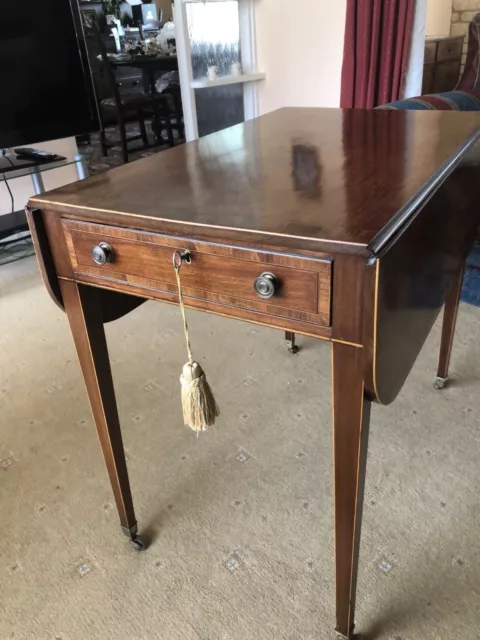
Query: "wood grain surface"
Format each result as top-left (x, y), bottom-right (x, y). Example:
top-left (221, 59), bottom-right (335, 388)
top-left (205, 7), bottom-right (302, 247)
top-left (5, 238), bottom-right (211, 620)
top-left (332, 342), bottom-right (371, 638)
top-left (63, 219), bottom-right (332, 328)
top-left (26, 106), bottom-right (480, 640)
top-left (59, 280), bottom-right (138, 534)
top-left (30, 108), bottom-right (480, 257)
top-left (364, 154), bottom-right (480, 404)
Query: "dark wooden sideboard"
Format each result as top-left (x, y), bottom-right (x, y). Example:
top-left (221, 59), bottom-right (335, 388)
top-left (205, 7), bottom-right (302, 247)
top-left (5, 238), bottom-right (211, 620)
top-left (27, 108), bottom-right (480, 638)
top-left (423, 35), bottom-right (464, 94)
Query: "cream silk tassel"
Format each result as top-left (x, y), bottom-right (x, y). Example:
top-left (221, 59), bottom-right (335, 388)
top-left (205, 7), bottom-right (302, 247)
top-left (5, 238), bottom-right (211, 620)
top-left (174, 252), bottom-right (220, 432)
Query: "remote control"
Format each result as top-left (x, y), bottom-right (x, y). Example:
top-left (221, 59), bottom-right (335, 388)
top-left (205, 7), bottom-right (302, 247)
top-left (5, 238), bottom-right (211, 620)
top-left (14, 148), bottom-right (60, 161)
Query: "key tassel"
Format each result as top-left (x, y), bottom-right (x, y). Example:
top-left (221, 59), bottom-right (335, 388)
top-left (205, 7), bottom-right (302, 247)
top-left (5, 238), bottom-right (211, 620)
top-left (174, 252), bottom-right (220, 432)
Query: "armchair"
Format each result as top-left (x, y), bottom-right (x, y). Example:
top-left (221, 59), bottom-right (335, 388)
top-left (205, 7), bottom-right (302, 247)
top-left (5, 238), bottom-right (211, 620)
top-left (379, 13), bottom-right (480, 111)
top-left (379, 13), bottom-right (480, 306)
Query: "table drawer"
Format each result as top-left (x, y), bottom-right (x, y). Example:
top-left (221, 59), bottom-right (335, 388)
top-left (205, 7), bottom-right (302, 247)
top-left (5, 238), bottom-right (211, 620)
top-left (62, 220), bottom-right (332, 327)
top-left (433, 60), bottom-right (462, 93)
top-left (114, 65), bottom-right (142, 79)
top-left (437, 38), bottom-right (463, 62)
top-left (424, 42), bottom-right (437, 64)
top-left (116, 74), bottom-right (143, 92)
top-left (422, 64), bottom-right (435, 94)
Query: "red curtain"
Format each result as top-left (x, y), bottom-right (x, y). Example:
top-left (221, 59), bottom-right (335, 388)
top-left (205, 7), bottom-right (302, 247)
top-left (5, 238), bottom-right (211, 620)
top-left (341, 0), bottom-right (416, 108)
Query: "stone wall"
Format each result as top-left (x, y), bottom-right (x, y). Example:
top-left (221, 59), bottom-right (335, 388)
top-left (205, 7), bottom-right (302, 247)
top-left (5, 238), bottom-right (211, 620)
top-left (451, 0), bottom-right (480, 71)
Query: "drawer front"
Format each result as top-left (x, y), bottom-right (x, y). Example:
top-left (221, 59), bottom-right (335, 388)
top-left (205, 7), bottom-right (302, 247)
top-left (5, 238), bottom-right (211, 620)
top-left (424, 42), bottom-right (437, 64)
top-left (437, 38), bottom-right (463, 62)
top-left (114, 65), bottom-right (142, 79)
top-left (422, 64), bottom-right (435, 94)
top-left (117, 76), bottom-right (143, 90)
top-left (433, 60), bottom-right (461, 93)
top-left (62, 220), bottom-right (332, 327)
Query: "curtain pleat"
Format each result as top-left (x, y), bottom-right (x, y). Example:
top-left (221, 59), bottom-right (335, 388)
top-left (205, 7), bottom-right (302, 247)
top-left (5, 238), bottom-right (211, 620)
top-left (341, 0), bottom-right (416, 108)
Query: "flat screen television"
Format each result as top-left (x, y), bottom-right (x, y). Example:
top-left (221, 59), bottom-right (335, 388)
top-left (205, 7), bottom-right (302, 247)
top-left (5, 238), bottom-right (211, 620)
top-left (0, 0), bottom-right (100, 150)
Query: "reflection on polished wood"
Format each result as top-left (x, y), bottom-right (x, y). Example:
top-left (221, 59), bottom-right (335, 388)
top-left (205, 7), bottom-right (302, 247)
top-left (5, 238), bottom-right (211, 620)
top-left (28, 108), bottom-right (480, 639)
top-left (31, 108), bottom-right (480, 255)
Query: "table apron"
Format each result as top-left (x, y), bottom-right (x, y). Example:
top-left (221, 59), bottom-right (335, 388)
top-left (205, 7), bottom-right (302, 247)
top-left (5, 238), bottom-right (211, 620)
top-left (61, 218), bottom-right (334, 341)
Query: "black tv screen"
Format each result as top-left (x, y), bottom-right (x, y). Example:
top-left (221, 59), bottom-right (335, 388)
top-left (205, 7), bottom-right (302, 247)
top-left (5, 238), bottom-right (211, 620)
top-left (0, 0), bottom-right (99, 149)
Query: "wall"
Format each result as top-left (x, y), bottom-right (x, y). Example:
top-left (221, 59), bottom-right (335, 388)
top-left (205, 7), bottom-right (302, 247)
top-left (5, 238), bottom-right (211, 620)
top-left (255, 0), bottom-right (347, 114)
top-left (158, 0), bottom-right (173, 21)
top-left (405, 0), bottom-right (428, 97)
top-left (451, 0), bottom-right (479, 71)
top-left (426, 0), bottom-right (453, 35)
top-left (0, 138), bottom-right (79, 217)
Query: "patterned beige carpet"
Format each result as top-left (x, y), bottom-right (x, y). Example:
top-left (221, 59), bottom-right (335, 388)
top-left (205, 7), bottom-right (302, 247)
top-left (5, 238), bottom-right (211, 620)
top-left (1, 256), bottom-right (480, 640)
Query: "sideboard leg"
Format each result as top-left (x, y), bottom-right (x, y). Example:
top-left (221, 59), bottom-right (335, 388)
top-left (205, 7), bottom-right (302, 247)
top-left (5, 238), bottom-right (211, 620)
top-left (60, 280), bottom-right (144, 550)
top-left (332, 342), bottom-right (371, 639)
top-left (435, 267), bottom-right (464, 390)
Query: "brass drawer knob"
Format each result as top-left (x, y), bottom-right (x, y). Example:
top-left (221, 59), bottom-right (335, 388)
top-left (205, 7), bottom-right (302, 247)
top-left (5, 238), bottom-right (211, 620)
top-left (91, 242), bottom-right (114, 265)
top-left (254, 272), bottom-right (277, 299)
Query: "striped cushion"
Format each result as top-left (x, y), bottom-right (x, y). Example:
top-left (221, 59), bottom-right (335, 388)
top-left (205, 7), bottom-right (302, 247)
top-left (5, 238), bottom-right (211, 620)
top-left (378, 90), bottom-right (480, 111)
top-left (378, 86), bottom-right (480, 309)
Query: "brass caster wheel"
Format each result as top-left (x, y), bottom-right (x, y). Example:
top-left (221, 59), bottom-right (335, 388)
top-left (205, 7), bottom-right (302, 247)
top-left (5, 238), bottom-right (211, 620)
top-left (285, 332), bottom-right (299, 354)
top-left (335, 630), bottom-right (360, 640)
top-left (434, 376), bottom-right (447, 390)
top-left (131, 535), bottom-right (147, 551)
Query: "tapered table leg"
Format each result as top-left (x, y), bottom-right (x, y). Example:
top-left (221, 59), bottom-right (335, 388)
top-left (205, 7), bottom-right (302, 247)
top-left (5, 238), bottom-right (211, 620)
top-left (434, 267), bottom-right (464, 390)
top-left (285, 331), bottom-right (299, 354)
top-left (332, 342), bottom-right (371, 639)
top-left (60, 280), bottom-right (144, 550)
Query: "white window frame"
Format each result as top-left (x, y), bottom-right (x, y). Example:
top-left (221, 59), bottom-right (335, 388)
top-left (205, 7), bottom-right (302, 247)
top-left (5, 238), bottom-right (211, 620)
top-left (173, 0), bottom-right (263, 141)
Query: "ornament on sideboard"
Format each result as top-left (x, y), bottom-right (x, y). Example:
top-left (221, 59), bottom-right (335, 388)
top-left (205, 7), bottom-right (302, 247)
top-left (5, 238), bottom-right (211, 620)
top-left (207, 65), bottom-right (219, 81)
top-left (291, 144), bottom-right (322, 200)
top-left (231, 62), bottom-right (242, 76)
top-left (124, 36), bottom-right (163, 57)
top-left (156, 19), bottom-right (176, 54)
